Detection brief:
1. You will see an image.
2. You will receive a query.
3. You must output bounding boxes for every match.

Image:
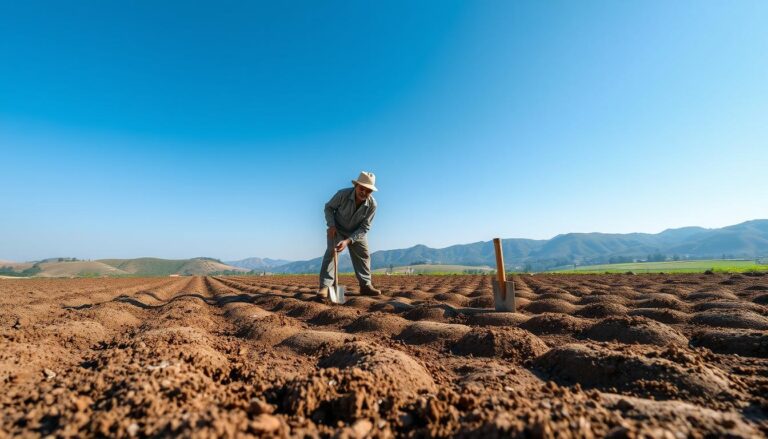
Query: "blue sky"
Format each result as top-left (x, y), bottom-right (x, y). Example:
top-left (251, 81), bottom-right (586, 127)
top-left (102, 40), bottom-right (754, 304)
top-left (1, 1), bottom-right (767, 262)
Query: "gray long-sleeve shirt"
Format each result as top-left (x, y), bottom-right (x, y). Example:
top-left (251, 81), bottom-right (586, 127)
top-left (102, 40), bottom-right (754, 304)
top-left (324, 187), bottom-right (377, 243)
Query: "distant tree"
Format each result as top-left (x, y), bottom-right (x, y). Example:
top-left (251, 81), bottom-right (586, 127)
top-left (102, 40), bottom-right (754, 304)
top-left (0, 264), bottom-right (42, 277)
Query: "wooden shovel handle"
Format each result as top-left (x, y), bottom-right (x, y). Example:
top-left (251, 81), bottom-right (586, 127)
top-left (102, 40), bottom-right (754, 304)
top-left (333, 246), bottom-right (338, 288)
top-left (493, 238), bottom-right (506, 285)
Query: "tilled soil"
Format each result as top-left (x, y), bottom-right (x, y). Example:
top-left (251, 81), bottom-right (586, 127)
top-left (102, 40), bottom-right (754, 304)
top-left (1, 273), bottom-right (767, 437)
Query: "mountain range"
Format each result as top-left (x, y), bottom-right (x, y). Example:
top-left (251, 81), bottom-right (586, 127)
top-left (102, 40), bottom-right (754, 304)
top-left (272, 219), bottom-right (768, 273)
top-left (225, 257), bottom-right (293, 271)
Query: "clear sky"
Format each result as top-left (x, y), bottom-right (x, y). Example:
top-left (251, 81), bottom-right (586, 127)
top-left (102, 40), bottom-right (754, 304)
top-left (1, 1), bottom-right (767, 262)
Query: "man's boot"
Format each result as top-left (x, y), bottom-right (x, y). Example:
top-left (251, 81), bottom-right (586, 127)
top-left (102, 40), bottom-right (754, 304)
top-left (317, 286), bottom-right (329, 300)
top-left (359, 284), bottom-right (381, 296)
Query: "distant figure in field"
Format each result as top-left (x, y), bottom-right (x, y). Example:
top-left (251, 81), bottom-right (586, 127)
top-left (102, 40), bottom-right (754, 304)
top-left (318, 171), bottom-right (381, 298)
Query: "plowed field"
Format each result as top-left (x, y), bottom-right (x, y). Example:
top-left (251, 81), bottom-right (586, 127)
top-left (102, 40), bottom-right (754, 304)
top-left (2, 273), bottom-right (767, 437)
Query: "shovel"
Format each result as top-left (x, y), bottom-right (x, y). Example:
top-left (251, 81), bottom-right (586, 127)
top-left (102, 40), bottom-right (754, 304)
top-left (328, 247), bottom-right (346, 304)
top-left (492, 238), bottom-right (516, 312)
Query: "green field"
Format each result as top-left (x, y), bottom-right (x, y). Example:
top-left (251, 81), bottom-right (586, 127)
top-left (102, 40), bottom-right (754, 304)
top-left (372, 264), bottom-right (494, 274)
top-left (547, 259), bottom-right (768, 274)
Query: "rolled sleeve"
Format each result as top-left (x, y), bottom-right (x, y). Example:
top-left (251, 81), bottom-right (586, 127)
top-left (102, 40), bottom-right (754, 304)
top-left (324, 190), bottom-right (344, 228)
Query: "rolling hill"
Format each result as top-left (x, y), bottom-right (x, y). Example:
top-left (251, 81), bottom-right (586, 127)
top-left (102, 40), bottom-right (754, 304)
top-left (0, 257), bottom-right (248, 277)
top-left (36, 261), bottom-right (130, 277)
top-left (98, 258), bottom-right (247, 276)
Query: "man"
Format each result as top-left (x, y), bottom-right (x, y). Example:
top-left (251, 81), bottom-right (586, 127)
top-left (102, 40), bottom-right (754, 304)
top-left (318, 171), bottom-right (382, 298)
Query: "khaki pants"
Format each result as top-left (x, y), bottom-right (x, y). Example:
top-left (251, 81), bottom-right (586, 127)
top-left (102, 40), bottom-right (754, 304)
top-left (319, 233), bottom-right (372, 288)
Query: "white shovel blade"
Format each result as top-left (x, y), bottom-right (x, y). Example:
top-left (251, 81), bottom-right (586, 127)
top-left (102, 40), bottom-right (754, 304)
top-left (328, 285), bottom-right (346, 304)
top-left (492, 280), bottom-right (516, 312)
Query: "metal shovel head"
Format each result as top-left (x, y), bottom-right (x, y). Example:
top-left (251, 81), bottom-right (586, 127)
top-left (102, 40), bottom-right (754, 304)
top-left (328, 285), bottom-right (346, 304)
top-left (492, 279), bottom-right (516, 312)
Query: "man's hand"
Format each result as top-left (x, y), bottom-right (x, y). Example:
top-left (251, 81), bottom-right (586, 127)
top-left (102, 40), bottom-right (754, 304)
top-left (335, 238), bottom-right (351, 253)
top-left (327, 226), bottom-right (337, 239)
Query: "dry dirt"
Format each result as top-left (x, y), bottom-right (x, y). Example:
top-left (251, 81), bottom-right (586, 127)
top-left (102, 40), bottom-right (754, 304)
top-left (1, 273), bottom-right (767, 438)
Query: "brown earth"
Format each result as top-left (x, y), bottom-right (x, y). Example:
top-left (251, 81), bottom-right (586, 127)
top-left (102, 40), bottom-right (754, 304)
top-left (1, 273), bottom-right (767, 437)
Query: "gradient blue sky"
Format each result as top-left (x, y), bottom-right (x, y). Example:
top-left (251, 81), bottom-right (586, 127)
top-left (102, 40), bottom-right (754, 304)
top-left (1, 1), bottom-right (767, 262)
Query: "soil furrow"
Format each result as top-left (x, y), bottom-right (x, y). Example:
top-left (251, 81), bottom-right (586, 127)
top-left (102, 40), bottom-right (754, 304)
top-left (1, 273), bottom-right (766, 437)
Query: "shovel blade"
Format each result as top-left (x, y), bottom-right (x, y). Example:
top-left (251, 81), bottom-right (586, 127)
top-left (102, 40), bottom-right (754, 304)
top-left (328, 285), bottom-right (346, 304)
top-left (492, 280), bottom-right (516, 312)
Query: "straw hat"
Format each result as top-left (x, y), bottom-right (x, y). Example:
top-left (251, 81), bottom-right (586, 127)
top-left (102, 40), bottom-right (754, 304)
top-left (352, 171), bottom-right (378, 192)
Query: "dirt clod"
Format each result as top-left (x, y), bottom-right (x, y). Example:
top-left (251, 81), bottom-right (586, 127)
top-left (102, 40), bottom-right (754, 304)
top-left (451, 327), bottom-right (549, 362)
